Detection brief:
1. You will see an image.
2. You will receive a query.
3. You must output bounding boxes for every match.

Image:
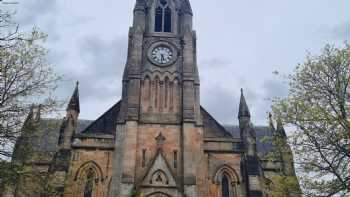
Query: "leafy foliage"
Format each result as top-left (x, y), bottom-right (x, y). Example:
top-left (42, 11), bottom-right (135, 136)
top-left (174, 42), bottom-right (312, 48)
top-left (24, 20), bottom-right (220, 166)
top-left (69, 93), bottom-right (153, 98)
top-left (266, 175), bottom-right (301, 197)
top-left (0, 8), bottom-right (60, 160)
top-left (0, 7), bottom-right (60, 196)
top-left (129, 187), bottom-right (139, 197)
top-left (273, 43), bottom-right (350, 196)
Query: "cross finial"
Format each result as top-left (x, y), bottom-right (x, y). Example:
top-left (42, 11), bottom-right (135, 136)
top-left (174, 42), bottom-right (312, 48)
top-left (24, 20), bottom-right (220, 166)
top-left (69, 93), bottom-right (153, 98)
top-left (155, 132), bottom-right (166, 148)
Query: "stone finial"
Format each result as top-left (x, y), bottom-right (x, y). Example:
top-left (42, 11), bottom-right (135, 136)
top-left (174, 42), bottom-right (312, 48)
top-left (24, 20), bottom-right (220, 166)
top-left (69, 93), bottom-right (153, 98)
top-left (276, 117), bottom-right (287, 138)
top-left (67, 81), bottom-right (80, 113)
top-left (155, 132), bottom-right (166, 148)
top-left (181, 0), bottom-right (193, 15)
top-left (238, 88), bottom-right (251, 119)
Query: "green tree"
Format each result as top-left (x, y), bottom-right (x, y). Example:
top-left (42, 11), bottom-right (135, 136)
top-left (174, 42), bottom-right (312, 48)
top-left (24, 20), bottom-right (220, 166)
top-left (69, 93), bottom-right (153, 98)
top-left (0, 8), bottom-right (60, 160)
top-left (261, 117), bottom-right (302, 197)
top-left (0, 7), bottom-right (60, 196)
top-left (272, 43), bottom-right (350, 196)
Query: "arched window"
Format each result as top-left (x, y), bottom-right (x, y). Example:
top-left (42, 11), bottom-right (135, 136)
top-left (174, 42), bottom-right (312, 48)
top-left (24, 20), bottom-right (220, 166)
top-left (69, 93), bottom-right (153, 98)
top-left (154, 0), bottom-right (172, 32)
top-left (213, 165), bottom-right (240, 197)
top-left (74, 161), bottom-right (104, 197)
top-left (222, 175), bottom-right (230, 197)
top-left (84, 168), bottom-right (95, 197)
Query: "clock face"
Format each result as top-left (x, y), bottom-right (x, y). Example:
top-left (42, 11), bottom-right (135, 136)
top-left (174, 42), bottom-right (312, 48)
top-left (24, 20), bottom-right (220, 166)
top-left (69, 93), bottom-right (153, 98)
top-left (152, 46), bottom-right (173, 65)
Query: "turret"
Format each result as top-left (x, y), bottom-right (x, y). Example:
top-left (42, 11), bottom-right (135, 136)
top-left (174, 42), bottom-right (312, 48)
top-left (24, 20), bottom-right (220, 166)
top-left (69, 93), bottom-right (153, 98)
top-left (238, 89), bottom-right (264, 197)
top-left (238, 89), bottom-right (251, 130)
top-left (58, 82), bottom-right (80, 149)
top-left (67, 81), bottom-right (80, 113)
top-left (48, 82), bottom-right (80, 196)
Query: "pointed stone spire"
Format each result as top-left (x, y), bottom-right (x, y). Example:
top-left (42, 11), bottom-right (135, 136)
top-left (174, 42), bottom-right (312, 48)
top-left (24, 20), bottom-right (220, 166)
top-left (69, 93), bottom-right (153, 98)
top-left (181, 0), bottom-right (193, 15)
top-left (238, 89), bottom-right (251, 118)
top-left (67, 81), bottom-right (80, 113)
top-left (276, 117), bottom-right (287, 138)
top-left (269, 113), bottom-right (275, 131)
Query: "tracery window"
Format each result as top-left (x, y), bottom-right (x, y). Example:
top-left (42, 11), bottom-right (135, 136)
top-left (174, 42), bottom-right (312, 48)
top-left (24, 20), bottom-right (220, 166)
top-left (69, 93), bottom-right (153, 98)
top-left (155, 0), bottom-right (172, 32)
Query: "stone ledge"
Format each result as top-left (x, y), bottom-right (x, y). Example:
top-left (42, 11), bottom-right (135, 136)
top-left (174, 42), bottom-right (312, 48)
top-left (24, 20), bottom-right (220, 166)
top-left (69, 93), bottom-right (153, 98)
top-left (204, 137), bottom-right (242, 143)
top-left (72, 144), bottom-right (115, 150)
top-left (74, 133), bottom-right (115, 139)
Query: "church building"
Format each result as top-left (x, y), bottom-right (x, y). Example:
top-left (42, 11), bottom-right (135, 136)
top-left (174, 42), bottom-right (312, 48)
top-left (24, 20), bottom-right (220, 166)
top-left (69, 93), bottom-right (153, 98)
top-left (4, 0), bottom-right (300, 196)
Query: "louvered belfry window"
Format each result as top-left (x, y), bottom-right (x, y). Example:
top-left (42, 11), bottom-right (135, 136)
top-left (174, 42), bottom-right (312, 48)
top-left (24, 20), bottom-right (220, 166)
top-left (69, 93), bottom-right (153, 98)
top-left (154, 0), bottom-right (172, 32)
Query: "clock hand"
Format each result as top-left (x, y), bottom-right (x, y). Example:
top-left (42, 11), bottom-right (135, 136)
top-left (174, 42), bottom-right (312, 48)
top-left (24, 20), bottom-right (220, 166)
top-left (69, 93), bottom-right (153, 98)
top-left (161, 54), bottom-right (165, 62)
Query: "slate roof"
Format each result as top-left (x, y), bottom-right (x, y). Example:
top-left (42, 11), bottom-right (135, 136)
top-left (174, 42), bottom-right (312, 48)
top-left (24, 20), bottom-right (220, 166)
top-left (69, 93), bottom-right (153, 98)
top-left (224, 125), bottom-right (276, 158)
top-left (81, 101), bottom-right (121, 134)
top-left (201, 105), bottom-right (277, 159)
top-left (12, 119), bottom-right (92, 163)
top-left (13, 102), bottom-right (277, 162)
top-left (201, 107), bottom-right (233, 138)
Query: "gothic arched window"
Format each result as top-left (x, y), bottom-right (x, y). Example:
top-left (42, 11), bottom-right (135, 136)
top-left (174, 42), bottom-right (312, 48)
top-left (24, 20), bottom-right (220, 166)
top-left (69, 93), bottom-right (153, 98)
top-left (222, 175), bottom-right (230, 197)
top-left (84, 169), bottom-right (95, 197)
top-left (154, 0), bottom-right (172, 32)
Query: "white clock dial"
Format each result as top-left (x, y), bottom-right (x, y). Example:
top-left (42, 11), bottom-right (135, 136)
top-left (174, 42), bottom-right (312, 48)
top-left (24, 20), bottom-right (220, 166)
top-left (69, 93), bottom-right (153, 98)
top-left (152, 46), bottom-right (173, 64)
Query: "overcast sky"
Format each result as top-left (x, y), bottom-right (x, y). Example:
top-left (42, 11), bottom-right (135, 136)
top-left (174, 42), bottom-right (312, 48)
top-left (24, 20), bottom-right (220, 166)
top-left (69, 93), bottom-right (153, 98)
top-left (7, 0), bottom-right (350, 125)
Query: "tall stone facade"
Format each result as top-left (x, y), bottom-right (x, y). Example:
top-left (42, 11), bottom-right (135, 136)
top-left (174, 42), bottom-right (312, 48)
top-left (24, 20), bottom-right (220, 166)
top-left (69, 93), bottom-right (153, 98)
top-left (5, 0), bottom-right (301, 197)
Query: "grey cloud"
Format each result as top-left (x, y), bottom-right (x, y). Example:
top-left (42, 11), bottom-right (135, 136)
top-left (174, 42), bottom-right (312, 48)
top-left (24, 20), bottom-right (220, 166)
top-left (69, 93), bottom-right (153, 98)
top-left (73, 35), bottom-right (127, 101)
top-left (201, 85), bottom-right (237, 125)
top-left (201, 84), bottom-right (264, 125)
top-left (53, 34), bottom-right (128, 119)
top-left (200, 58), bottom-right (232, 69)
top-left (16, 0), bottom-right (350, 125)
top-left (333, 22), bottom-right (350, 39)
top-left (17, 0), bottom-right (58, 26)
top-left (263, 79), bottom-right (289, 99)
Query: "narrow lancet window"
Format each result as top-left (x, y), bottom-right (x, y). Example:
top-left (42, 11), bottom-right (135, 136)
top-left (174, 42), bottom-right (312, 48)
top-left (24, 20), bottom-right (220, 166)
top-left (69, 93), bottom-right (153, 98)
top-left (222, 175), bottom-right (230, 197)
top-left (154, 0), bottom-right (172, 32)
top-left (155, 7), bottom-right (163, 32)
top-left (164, 7), bottom-right (172, 32)
top-left (142, 149), bottom-right (147, 167)
top-left (84, 169), bottom-right (95, 197)
top-left (173, 150), bottom-right (178, 168)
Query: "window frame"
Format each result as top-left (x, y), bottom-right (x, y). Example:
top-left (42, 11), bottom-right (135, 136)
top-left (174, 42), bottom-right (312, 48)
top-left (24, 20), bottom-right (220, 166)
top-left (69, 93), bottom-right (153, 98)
top-left (154, 0), bottom-right (172, 33)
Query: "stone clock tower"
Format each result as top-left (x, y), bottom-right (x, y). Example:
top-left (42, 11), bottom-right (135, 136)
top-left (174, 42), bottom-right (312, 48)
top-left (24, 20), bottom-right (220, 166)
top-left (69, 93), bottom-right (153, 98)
top-left (7, 0), bottom-right (301, 197)
top-left (109, 0), bottom-right (203, 196)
